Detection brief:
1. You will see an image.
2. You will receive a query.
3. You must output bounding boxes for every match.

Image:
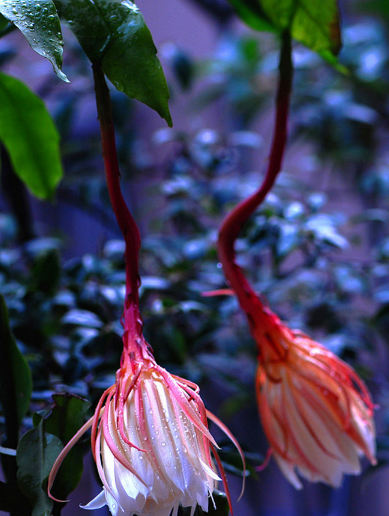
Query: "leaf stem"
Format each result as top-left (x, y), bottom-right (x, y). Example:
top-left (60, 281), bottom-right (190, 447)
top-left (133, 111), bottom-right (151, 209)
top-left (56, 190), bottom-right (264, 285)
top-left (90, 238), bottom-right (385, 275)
top-left (92, 63), bottom-right (142, 337)
top-left (217, 31), bottom-right (293, 314)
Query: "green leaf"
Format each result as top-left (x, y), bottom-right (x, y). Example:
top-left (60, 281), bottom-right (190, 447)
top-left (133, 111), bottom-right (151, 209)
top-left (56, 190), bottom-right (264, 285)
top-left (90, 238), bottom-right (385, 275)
top-left (0, 72), bottom-right (63, 200)
top-left (34, 393), bottom-right (91, 443)
top-left (53, 0), bottom-right (109, 62)
top-left (319, 49), bottom-right (349, 74)
top-left (62, 308), bottom-right (104, 328)
top-left (29, 248), bottom-right (61, 297)
top-left (33, 393), bottom-right (91, 500)
top-left (0, 0), bottom-right (67, 82)
top-left (286, 0), bottom-right (341, 55)
top-left (227, 0), bottom-right (275, 32)
top-left (0, 13), bottom-right (9, 31)
top-left (228, 0), bottom-right (341, 57)
top-left (54, 0), bottom-right (172, 126)
top-left (359, 0), bottom-right (389, 23)
top-left (0, 295), bottom-right (32, 446)
top-left (16, 425), bottom-right (63, 516)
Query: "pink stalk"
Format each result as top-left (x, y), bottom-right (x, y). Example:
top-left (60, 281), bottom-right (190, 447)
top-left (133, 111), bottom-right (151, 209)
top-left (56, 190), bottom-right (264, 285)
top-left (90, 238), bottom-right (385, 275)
top-left (217, 31), bottom-right (293, 316)
top-left (92, 64), bottom-right (142, 343)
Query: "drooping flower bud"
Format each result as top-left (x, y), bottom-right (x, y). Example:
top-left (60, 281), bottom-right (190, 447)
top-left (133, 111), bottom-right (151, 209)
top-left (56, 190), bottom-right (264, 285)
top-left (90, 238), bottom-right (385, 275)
top-left (84, 345), bottom-right (221, 516)
top-left (253, 304), bottom-right (376, 489)
top-left (49, 333), bottom-right (243, 516)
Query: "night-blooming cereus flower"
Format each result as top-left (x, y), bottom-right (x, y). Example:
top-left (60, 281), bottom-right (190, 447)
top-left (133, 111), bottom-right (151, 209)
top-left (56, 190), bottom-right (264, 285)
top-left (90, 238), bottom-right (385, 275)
top-left (49, 333), bottom-right (242, 516)
top-left (251, 302), bottom-right (376, 489)
top-left (86, 353), bottom-right (219, 516)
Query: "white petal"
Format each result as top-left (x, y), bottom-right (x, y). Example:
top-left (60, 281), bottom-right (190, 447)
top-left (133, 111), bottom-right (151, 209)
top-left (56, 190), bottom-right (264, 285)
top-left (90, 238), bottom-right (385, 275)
top-left (80, 489), bottom-right (107, 510)
top-left (274, 454), bottom-right (303, 489)
top-left (199, 458), bottom-right (221, 481)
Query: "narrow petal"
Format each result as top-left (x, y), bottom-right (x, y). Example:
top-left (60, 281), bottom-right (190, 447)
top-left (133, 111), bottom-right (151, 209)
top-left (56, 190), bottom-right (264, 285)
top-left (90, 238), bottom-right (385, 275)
top-left (80, 490), bottom-right (107, 510)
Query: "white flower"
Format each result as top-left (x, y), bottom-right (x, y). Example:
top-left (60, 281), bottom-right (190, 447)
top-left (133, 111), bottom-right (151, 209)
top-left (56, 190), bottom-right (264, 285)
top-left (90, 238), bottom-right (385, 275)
top-left (48, 337), bottom-right (244, 515)
top-left (253, 307), bottom-right (376, 489)
top-left (83, 354), bottom-right (222, 516)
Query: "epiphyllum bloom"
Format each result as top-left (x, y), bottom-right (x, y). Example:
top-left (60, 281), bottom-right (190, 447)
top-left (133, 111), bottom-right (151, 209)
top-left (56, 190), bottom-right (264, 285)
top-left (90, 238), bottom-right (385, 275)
top-left (252, 303), bottom-right (376, 489)
top-left (86, 345), bottom-right (220, 516)
top-left (49, 331), bottom-right (241, 516)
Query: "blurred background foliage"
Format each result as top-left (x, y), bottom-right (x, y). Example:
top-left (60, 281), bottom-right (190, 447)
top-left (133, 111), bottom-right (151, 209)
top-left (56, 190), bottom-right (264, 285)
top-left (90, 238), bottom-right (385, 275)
top-left (2, 0), bottom-right (389, 514)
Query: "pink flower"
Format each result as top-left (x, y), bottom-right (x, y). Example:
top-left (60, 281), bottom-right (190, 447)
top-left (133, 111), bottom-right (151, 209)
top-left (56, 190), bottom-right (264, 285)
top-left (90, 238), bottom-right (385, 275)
top-left (252, 304), bottom-right (376, 489)
top-left (49, 333), bottom-right (242, 516)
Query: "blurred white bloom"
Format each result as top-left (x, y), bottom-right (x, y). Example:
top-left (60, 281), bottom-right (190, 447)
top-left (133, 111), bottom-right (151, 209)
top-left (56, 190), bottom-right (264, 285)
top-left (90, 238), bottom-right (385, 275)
top-left (253, 306), bottom-right (376, 489)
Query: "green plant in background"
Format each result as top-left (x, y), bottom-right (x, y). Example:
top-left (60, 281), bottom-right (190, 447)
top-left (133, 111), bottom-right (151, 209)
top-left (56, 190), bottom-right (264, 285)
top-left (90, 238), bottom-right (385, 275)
top-left (0, 0), bottom-right (387, 515)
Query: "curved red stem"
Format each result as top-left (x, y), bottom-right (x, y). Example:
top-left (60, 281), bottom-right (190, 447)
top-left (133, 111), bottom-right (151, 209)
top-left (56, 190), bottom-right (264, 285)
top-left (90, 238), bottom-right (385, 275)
top-left (93, 63), bottom-right (142, 337)
top-left (217, 31), bottom-right (293, 315)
